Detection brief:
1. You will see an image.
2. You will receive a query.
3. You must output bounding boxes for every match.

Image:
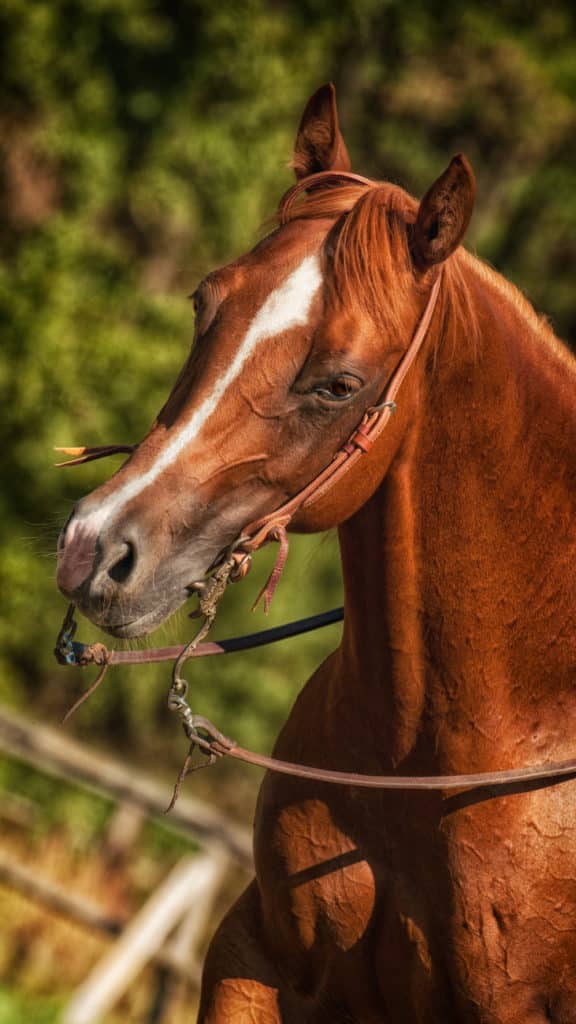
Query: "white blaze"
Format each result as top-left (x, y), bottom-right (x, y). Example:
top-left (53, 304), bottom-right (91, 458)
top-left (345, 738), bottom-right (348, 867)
top-left (81, 253), bottom-right (323, 531)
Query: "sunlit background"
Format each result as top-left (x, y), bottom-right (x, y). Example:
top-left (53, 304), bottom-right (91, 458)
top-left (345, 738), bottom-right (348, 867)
top-left (0, 1), bottom-right (575, 1020)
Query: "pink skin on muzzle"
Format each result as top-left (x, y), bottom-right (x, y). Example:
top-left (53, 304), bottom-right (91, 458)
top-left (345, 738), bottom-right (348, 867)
top-left (57, 518), bottom-right (99, 594)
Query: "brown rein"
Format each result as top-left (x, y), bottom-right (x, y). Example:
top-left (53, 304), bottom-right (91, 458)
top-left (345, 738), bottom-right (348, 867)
top-left (225, 748), bottom-right (576, 792)
top-left (55, 602), bottom-right (576, 795)
top-left (54, 267), bottom-right (576, 800)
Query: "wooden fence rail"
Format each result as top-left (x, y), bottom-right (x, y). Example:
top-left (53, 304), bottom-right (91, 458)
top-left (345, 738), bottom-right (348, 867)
top-left (63, 853), bottom-right (227, 1024)
top-left (0, 853), bottom-right (202, 985)
top-left (0, 705), bottom-right (252, 866)
top-left (0, 704), bottom-right (253, 1022)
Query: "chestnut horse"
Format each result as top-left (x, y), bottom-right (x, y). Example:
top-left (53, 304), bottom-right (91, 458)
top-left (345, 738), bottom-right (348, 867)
top-left (57, 85), bottom-right (576, 1022)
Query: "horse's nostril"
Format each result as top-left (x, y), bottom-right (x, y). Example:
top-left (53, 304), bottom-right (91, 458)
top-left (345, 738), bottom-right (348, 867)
top-left (108, 542), bottom-right (136, 584)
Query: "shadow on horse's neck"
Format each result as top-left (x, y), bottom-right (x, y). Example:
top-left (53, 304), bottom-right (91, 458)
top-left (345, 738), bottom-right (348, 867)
top-left (336, 263), bottom-right (576, 772)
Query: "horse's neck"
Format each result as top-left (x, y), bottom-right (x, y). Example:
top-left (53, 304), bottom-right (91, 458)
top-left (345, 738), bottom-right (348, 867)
top-left (337, 267), bottom-right (576, 771)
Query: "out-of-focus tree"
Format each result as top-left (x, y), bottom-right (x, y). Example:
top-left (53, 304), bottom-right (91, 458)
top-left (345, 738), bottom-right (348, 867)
top-left (330, 1), bottom-right (576, 339)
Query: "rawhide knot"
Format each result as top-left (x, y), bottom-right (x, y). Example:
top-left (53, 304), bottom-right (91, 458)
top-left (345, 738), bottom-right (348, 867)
top-left (230, 550), bottom-right (252, 581)
top-left (77, 642), bottom-right (110, 667)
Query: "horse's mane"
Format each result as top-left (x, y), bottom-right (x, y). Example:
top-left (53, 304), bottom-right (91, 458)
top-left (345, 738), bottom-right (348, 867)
top-left (458, 248), bottom-right (576, 371)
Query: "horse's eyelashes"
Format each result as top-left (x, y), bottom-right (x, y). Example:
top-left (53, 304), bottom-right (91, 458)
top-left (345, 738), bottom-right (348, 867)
top-left (313, 374), bottom-right (362, 401)
top-left (331, 376), bottom-right (358, 398)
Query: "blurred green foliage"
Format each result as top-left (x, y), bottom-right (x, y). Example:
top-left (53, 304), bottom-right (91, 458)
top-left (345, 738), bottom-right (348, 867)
top-left (0, 0), bottom-right (574, 774)
top-left (0, 987), bottom-right (62, 1024)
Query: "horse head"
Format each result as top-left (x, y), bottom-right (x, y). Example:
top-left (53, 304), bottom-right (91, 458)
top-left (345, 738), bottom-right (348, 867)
top-left (56, 83), bottom-right (475, 638)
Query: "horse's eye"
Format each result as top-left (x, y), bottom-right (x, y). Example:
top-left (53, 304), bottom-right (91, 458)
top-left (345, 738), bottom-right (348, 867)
top-left (331, 377), bottom-right (356, 398)
top-left (315, 375), bottom-right (362, 402)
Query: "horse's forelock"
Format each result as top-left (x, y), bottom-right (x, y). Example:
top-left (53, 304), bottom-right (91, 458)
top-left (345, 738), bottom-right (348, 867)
top-left (277, 176), bottom-right (480, 357)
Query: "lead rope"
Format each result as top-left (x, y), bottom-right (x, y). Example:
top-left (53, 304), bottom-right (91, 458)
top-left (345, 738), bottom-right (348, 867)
top-left (54, 571), bottom-right (576, 803)
top-left (165, 557), bottom-right (238, 811)
top-left (166, 527), bottom-right (291, 807)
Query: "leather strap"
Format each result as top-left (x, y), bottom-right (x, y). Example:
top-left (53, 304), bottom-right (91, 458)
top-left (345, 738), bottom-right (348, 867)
top-left (224, 745), bottom-right (576, 792)
top-left (235, 271), bottom-right (443, 556)
top-left (60, 609), bottom-right (576, 794)
top-left (56, 607), bottom-right (345, 668)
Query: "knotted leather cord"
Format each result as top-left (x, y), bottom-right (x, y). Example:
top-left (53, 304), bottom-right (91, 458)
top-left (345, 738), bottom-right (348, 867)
top-left (250, 525), bottom-right (290, 612)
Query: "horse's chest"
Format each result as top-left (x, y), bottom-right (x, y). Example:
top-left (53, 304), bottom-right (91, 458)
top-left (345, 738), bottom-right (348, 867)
top-left (255, 783), bottom-right (576, 1019)
top-left (257, 795), bottom-right (378, 954)
top-left (440, 796), bottom-right (576, 1014)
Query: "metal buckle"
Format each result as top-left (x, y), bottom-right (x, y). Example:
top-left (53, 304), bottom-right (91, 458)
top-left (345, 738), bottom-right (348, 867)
top-left (54, 604), bottom-right (81, 666)
top-left (370, 399), bottom-right (397, 415)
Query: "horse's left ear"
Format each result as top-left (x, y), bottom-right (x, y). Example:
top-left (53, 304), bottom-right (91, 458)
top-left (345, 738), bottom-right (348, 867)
top-left (412, 155), bottom-right (476, 269)
top-left (293, 82), bottom-right (352, 180)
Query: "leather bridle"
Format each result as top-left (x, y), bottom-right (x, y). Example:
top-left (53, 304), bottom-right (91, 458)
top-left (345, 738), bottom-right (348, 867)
top-left (225, 270), bottom-right (443, 591)
top-left (54, 241), bottom-right (576, 804)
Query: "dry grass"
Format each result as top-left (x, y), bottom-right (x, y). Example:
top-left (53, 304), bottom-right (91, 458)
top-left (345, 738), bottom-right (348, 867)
top-left (0, 808), bottom-right (248, 1022)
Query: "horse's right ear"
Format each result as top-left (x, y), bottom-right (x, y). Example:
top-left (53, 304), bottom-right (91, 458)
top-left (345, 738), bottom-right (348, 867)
top-left (292, 83), bottom-right (352, 180)
top-left (412, 155), bottom-right (476, 269)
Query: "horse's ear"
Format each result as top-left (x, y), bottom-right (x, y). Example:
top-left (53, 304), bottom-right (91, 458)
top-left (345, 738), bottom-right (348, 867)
top-left (292, 82), bottom-right (352, 180)
top-left (412, 155), bottom-right (475, 269)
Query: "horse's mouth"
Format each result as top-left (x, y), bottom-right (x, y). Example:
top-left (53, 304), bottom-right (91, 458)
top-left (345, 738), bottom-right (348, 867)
top-left (104, 608), bottom-right (171, 639)
top-left (74, 589), bottom-right (192, 639)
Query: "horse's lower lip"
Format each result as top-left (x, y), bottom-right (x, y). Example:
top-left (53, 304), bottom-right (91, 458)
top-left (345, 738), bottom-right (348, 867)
top-left (106, 608), bottom-right (169, 638)
top-left (100, 579), bottom-right (211, 635)
top-left (107, 616), bottom-right (142, 636)
top-left (83, 597), bottom-right (187, 639)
